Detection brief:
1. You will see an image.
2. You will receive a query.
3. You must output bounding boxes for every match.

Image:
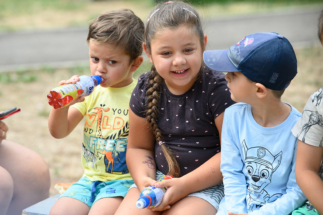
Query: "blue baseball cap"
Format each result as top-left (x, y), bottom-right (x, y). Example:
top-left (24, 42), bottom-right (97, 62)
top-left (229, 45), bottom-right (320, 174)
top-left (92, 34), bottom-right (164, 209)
top-left (203, 32), bottom-right (297, 91)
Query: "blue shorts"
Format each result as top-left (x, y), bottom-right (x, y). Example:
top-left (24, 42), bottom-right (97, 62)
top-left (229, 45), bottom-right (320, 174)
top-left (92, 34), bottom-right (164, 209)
top-left (60, 176), bottom-right (134, 208)
top-left (130, 170), bottom-right (224, 210)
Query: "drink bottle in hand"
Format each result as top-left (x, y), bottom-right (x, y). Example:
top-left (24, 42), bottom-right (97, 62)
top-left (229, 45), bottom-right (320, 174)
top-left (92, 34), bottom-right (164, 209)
top-left (136, 175), bottom-right (173, 209)
top-left (47, 75), bottom-right (102, 109)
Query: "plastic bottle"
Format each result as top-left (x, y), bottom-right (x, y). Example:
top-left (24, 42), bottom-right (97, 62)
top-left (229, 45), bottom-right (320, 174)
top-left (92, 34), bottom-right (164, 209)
top-left (136, 175), bottom-right (173, 209)
top-left (47, 75), bottom-right (102, 109)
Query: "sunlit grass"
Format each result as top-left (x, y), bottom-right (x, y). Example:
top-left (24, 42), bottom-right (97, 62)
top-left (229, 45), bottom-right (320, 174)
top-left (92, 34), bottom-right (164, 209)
top-left (283, 45), bottom-right (323, 111)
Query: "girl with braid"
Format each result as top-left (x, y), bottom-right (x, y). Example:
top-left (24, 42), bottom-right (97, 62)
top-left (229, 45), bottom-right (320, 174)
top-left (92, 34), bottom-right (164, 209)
top-left (115, 2), bottom-right (234, 215)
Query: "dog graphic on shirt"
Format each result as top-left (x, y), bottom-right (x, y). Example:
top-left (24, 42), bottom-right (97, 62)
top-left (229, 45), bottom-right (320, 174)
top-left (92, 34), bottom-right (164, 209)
top-left (242, 140), bottom-right (283, 212)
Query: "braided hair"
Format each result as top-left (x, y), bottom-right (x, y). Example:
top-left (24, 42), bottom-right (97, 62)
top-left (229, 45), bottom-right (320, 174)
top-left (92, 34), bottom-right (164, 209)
top-left (144, 1), bottom-right (205, 177)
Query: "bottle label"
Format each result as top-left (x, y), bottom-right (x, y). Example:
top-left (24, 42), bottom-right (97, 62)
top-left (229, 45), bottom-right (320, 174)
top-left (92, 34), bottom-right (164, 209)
top-left (57, 84), bottom-right (81, 96)
top-left (48, 76), bottom-right (95, 109)
top-left (77, 76), bottom-right (95, 96)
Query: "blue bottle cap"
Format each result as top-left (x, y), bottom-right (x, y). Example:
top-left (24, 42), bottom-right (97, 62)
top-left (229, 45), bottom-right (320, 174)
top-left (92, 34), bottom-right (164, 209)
top-left (136, 196), bottom-right (150, 209)
top-left (91, 75), bottom-right (102, 85)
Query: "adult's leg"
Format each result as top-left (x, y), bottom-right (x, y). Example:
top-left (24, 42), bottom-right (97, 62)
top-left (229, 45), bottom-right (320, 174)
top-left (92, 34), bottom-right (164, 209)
top-left (115, 187), bottom-right (161, 215)
top-left (162, 196), bottom-right (217, 215)
top-left (0, 166), bottom-right (13, 215)
top-left (89, 197), bottom-right (123, 215)
top-left (50, 197), bottom-right (89, 215)
top-left (0, 140), bottom-right (50, 215)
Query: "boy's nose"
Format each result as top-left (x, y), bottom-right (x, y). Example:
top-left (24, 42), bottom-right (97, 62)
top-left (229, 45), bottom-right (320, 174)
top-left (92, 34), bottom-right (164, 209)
top-left (97, 62), bottom-right (107, 73)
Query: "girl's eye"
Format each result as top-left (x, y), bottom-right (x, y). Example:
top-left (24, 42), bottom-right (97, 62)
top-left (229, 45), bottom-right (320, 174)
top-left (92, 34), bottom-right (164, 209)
top-left (92, 57), bottom-right (99, 62)
top-left (109, 60), bottom-right (117, 64)
top-left (184, 48), bottom-right (193, 53)
top-left (162, 51), bottom-right (170, 56)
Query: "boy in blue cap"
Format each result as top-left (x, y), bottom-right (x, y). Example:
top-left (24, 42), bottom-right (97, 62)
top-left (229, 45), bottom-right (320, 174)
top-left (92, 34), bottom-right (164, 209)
top-left (203, 32), bottom-right (306, 214)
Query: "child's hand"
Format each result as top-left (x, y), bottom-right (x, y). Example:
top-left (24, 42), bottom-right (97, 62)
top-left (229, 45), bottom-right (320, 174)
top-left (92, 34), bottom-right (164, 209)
top-left (228, 212), bottom-right (247, 215)
top-left (138, 176), bottom-right (158, 192)
top-left (150, 177), bottom-right (188, 212)
top-left (58, 75), bottom-right (80, 86)
top-left (0, 120), bottom-right (8, 143)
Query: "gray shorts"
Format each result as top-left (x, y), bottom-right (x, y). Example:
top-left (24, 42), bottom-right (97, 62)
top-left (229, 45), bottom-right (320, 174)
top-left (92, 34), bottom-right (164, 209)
top-left (129, 170), bottom-right (224, 210)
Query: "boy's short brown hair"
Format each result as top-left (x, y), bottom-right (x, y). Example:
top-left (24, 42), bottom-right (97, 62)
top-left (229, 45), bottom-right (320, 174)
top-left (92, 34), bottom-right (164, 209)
top-left (87, 9), bottom-right (144, 62)
top-left (319, 10), bottom-right (323, 43)
top-left (272, 89), bottom-right (285, 99)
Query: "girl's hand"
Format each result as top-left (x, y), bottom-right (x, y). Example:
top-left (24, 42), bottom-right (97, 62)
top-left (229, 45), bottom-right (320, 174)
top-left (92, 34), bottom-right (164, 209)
top-left (228, 212), bottom-right (247, 215)
top-left (150, 177), bottom-right (188, 212)
top-left (0, 120), bottom-right (8, 144)
top-left (57, 75), bottom-right (85, 105)
top-left (138, 176), bottom-right (158, 192)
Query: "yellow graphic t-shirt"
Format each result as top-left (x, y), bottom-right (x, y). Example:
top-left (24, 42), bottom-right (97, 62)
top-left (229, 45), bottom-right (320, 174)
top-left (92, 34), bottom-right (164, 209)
top-left (72, 80), bottom-right (137, 182)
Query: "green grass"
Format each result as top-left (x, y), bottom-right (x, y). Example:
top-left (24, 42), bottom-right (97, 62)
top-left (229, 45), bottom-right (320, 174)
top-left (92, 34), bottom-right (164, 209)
top-left (134, 60), bottom-right (152, 79)
top-left (0, 60), bottom-right (151, 84)
top-left (0, 70), bottom-right (38, 83)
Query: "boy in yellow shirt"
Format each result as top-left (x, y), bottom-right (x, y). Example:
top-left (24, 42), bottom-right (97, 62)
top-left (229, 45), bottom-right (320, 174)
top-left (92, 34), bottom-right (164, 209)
top-left (48, 9), bottom-right (144, 215)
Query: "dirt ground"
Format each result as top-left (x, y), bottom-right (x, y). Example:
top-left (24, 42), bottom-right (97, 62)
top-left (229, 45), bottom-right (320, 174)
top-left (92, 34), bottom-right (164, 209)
top-left (1, 45), bottom-right (323, 196)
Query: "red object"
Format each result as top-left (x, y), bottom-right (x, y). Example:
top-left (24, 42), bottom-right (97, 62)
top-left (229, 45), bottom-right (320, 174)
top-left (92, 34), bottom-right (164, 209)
top-left (77, 89), bottom-right (83, 95)
top-left (0, 108), bottom-right (21, 120)
top-left (163, 175), bottom-right (173, 180)
top-left (47, 91), bottom-right (63, 109)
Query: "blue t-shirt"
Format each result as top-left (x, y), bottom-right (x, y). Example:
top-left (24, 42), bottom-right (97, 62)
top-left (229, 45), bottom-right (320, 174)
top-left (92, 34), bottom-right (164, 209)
top-left (221, 103), bottom-right (306, 215)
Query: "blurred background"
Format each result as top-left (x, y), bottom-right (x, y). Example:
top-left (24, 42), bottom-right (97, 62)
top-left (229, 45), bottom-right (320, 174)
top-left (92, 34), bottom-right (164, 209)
top-left (0, 0), bottom-right (322, 196)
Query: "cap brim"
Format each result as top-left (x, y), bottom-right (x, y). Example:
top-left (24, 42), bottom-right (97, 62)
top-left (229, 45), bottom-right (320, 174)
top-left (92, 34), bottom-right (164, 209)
top-left (203, 50), bottom-right (239, 72)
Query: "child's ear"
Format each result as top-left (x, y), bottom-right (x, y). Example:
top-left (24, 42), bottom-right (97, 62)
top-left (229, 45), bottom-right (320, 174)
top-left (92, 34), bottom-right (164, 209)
top-left (130, 56), bottom-right (143, 72)
top-left (203, 34), bottom-right (208, 50)
top-left (255, 83), bottom-right (267, 99)
top-left (143, 43), bottom-right (153, 64)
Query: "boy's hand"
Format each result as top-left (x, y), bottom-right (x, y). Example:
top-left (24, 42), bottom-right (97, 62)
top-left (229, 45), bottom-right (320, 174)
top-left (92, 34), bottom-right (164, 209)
top-left (58, 75), bottom-right (80, 86)
top-left (150, 177), bottom-right (188, 212)
top-left (229, 212), bottom-right (247, 215)
top-left (0, 120), bottom-right (8, 144)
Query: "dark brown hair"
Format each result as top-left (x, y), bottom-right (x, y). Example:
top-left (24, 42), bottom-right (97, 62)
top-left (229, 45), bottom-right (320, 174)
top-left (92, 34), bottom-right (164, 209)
top-left (272, 89), bottom-right (285, 99)
top-left (87, 9), bottom-right (144, 62)
top-left (319, 10), bottom-right (323, 44)
top-left (144, 1), bottom-right (205, 177)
